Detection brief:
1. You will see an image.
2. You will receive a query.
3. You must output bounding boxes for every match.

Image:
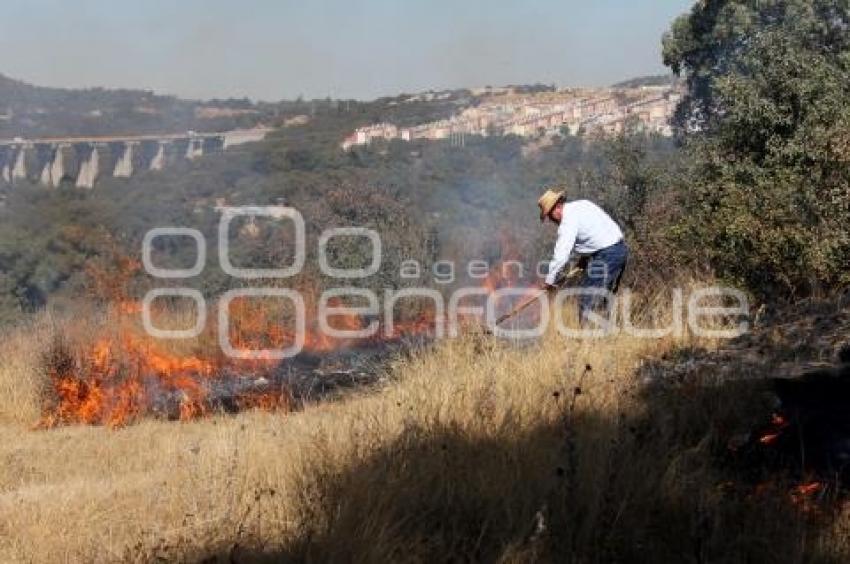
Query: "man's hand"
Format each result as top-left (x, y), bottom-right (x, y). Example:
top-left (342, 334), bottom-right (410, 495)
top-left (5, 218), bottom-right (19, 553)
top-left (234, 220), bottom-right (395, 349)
top-left (576, 255), bottom-right (589, 271)
top-left (541, 281), bottom-right (558, 292)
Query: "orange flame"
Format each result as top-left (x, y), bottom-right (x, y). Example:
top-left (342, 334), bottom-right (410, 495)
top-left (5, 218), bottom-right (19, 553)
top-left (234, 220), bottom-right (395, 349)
top-left (40, 291), bottom-right (439, 428)
top-left (41, 334), bottom-right (219, 428)
top-left (42, 230), bottom-right (541, 428)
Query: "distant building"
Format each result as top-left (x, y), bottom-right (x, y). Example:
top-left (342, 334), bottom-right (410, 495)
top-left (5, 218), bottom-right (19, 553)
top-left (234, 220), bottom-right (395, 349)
top-left (340, 122), bottom-right (399, 149)
top-left (341, 84), bottom-right (683, 149)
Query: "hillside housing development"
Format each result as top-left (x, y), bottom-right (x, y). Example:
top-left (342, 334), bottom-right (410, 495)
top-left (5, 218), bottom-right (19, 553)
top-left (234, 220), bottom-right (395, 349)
top-left (342, 84), bottom-right (682, 149)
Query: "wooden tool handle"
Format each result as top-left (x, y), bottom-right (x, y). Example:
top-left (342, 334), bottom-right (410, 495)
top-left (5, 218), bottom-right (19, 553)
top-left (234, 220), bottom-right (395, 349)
top-left (493, 266), bottom-right (582, 326)
top-left (494, 289), bottom-right (546, 325)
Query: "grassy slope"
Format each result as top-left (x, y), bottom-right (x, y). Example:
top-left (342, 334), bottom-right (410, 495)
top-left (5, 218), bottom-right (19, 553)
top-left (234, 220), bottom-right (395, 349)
top-left (0, 298), bottom-right (848, 562)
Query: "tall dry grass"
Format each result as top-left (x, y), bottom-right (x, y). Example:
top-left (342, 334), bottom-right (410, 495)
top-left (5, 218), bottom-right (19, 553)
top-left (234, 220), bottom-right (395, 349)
top-left (0, 303), bottom-right (222, 426)
top-left (0, 290), bottom-right (848, 562)
top-left (0, 311), bottom-right (65, 425)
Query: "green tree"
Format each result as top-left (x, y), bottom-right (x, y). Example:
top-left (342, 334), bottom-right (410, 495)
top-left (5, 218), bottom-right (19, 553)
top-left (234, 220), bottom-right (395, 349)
top-left (663, 0), bottom-right (850, 297)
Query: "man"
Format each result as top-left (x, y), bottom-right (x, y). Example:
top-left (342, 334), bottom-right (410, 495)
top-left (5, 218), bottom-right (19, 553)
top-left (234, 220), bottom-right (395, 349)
top-left (537, 188), bottom-right (628, 325)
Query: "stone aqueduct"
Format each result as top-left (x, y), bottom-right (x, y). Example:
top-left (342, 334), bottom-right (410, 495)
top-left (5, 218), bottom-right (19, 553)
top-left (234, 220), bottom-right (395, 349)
top-left (0, 127), bottom-right (270, 188)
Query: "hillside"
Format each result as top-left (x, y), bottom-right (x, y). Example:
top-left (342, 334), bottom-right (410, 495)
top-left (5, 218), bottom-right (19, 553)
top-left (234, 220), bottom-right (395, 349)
top-left (0, 72), bottom-right (271, 137)
top-left (0, 292), bottom-right (847, 561)
top-left (611, 74), bottom-right (677, 88)
top-left (0, 71), bottom-right (676, 140)
top-left (2, 1), bottom-right (850, 559)
top-left (0, 80), bottom-right (675, 324)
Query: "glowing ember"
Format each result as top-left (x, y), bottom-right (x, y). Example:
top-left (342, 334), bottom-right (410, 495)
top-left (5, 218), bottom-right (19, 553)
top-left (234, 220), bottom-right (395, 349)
top-left (758, 411), bottom-right (791, 445)
top-left (789, 481), bottom-right (826, 514)
top-left (794, 482), bottom-right (823, 496)
top-left (759, 432), bottom-right (781, 445)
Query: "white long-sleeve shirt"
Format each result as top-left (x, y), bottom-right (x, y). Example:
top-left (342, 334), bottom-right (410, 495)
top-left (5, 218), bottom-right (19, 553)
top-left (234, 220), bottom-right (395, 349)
top-left (545, 200), bottom-right (624, 285)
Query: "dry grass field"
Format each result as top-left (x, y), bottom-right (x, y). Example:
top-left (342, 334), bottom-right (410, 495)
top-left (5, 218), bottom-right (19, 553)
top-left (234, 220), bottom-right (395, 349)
top-left (0, 294), bottom-right (848, 562)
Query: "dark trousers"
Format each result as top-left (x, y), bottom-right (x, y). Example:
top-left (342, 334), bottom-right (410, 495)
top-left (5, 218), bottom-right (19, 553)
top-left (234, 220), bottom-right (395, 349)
top-left (578, 240), bottom-right (629, 324)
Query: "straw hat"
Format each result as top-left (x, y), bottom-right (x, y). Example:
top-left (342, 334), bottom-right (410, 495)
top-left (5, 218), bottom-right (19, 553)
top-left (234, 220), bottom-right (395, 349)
top-left (537, 188), bottom-right (565, 221)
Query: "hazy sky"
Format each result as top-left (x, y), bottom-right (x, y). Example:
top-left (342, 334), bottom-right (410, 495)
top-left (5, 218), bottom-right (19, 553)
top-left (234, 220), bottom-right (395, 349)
top-left (0, 0), bottom-right (694, 101)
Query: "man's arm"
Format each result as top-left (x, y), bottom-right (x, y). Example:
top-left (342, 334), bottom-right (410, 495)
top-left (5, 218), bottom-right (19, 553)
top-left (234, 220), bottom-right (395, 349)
top-left (544, 219), bottom-right (578, 286)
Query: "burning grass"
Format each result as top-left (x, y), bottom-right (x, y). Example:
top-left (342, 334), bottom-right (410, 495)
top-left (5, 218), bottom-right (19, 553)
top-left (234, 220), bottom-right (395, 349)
top-left (0, 293), bottom-right (848, 562)
top-left (27, 294), bottom-right (438, 428)
top-left (15, 242), bottom-right (541, 429)
top-left (31, 302), bottom-right (286, 428)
